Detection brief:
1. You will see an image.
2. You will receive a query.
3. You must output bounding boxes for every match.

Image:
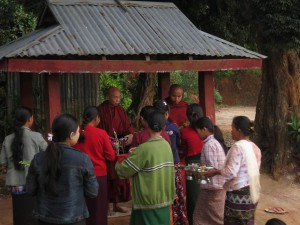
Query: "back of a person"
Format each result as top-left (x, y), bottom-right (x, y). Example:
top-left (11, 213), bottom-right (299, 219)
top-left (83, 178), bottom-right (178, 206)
top-left (31, 146), bottom-right (90, 223)
top-left (180, 125), bottom-right (204, 158)
top-left (132, 138), bottom-right (175, 207)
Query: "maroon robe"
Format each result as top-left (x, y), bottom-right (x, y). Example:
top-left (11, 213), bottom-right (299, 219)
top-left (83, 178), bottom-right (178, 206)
top-left (131, 129), bottom-right (171, 148)
top-left (165, 97), bottom-right (189, 127)
top-left (97, 100), bottom-right (133, 203)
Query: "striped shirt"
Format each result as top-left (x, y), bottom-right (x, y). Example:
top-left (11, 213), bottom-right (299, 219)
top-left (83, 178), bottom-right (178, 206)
top-left (200, 135), bottom-right (226, 190)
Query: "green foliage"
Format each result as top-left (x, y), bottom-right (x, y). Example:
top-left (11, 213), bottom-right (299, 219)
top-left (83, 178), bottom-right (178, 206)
top-left (99, 73), bottom-right (133, 110)
top-left (251, 0), bottom-right (300, 51)
top-left (0, 0), bottom-right (37, 45)
top-left (215, 70), bottom-right (234, 79)
top-left (287, 115), bottom-right (300, 153)
top-left (214, 89), bottom-right (222, 105)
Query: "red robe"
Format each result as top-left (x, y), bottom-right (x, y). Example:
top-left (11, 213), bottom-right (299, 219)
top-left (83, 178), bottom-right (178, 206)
top-left (97, 100), bottom-right (133, 203)
top-left (165, 97), bottom-right (188, 127)
top-left (97, 100), bottom-right (134, 137)
top-left (180, 125), bottom-right (204, 158)
top-left (131, 129), bottom-right (171, 148)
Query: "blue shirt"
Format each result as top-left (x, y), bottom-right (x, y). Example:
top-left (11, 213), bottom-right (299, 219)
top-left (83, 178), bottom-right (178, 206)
top-left (165, 121), bottom-right (180, 164)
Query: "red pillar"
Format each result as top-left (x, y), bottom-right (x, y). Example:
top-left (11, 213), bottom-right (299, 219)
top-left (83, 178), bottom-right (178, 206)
top-left (20, 74), bottom-right (34, 109)
top-left (45, 74), bottom-right (61, 133)
top-left (198, 71), bottom-right (215, 123)
top-left (158, 72), bottom-right (170, 100)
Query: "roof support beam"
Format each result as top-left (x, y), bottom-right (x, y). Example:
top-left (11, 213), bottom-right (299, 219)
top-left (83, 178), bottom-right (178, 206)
top-left (3, 59), bottom-right (262, 74)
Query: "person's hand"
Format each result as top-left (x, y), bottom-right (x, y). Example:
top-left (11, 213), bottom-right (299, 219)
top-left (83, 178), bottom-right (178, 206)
top-left (128, 147), bottom-right (136, 155)
top-left (205, 168), bottom-right (220, 178)
top-left (125, 134), bottom-right (133, 146)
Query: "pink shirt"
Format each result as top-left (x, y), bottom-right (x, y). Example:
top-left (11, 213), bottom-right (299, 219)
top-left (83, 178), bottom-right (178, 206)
top-left (221, 141), bottom-right (261, 191)
top-left (201, 135), bottom-right (226, 190)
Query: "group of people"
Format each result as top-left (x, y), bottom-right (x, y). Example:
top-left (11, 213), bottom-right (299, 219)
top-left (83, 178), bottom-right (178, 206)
top-left (0, 84), bottom-right (267, 225)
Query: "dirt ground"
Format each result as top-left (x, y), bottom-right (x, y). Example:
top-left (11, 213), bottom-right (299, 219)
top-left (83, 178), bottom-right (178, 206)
top-left (0, 106), bottom-right (299, 225)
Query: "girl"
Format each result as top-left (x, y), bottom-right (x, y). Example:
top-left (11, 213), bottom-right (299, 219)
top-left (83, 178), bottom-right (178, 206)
top-left (26, 113), bottom-right (98, 225)
top-left (74, 106), bottom-right (115, 225)
top-left (154, 100), bottom-right (188, 225)
top-left (193, 117), bottom-right (226, 225)
top-left (0, 106), bottom-right (47, 225)
top-left (206, 116), bottom-right (261, 225)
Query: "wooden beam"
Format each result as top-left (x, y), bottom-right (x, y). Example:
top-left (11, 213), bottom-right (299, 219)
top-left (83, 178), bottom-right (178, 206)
top-left (198, 71), bottom-right (215, 123)
top-left (20, 73), bottom-right (34, 110)
top-left (4, 58), bottom-right (263, 73)
top-left (158, 73), bottom-right (170, 100)
top-left (45, 74), bottom-right (61, 133)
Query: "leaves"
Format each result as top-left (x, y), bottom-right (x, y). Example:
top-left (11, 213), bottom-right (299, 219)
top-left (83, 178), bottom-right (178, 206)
top-left (287, 115), bottom-right (300, 152)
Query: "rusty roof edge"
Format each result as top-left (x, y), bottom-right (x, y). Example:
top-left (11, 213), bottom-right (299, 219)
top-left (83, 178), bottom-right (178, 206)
top-left (47, 0), bottom-right (176, 8)
top-left (199, 30), bottom-right (267, 59)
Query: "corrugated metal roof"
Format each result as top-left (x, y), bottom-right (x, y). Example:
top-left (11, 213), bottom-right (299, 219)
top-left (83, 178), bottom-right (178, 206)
top-left (0, 0), bottom-right (266, 60)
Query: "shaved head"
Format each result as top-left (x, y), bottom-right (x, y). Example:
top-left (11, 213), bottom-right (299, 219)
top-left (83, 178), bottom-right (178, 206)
top-left (107, 86), bottom-right (121, 106)
top-left (169, 84), bottom-right (184, 104)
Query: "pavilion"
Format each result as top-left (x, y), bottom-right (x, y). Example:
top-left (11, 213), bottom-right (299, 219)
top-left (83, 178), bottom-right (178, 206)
top-left (0, 0), bottom-right (265, 131)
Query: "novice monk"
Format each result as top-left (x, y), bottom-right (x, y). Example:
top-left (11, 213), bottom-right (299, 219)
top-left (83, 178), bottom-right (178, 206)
top-left (165, 84), bottom-right (189, 128)
top-left (97, 86), bottom-right (134, 214)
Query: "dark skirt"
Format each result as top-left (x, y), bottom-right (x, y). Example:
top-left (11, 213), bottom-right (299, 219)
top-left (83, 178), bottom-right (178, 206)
top-left (186, 155), bottom-right (201, 225)
top-left (224, 186), bottom-right (258, 225)
top-left (38, 220), bottom-right (85, 225)
top-left (130, 206), bottom-right (170, 225)
top-left (86, 176), bottom-right (108, 225)
top-left (12, 193), bottom-right (38, 225)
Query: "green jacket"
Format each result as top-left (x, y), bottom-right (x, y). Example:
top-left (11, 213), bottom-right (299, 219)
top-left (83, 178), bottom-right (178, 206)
top-left (116, 136), bottom-right (175, 210)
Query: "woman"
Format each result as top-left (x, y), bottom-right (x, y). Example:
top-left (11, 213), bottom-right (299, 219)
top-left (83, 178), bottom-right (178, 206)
top-left (206, 116), bottom-right (261, 225)
top-left (116, 110), bottom-right (175, 225)
top-left (0, 106), bottom-right (47, 225)
top-left (179, 103), bottom-right (204, 225)
top-left (26, 113), bottom-right (99, 225)
top-left (193, 117), bottom-right (226, 225)
top-left (74, 106), bottom-right (116, 225)
top-left (154, 100), bottom-right (188, 225)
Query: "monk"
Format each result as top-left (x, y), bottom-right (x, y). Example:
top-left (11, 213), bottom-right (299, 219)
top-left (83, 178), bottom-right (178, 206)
top-left (97, 86), bottom-right (134, 214)
top-left (165, 84), bottom-right (189, 128)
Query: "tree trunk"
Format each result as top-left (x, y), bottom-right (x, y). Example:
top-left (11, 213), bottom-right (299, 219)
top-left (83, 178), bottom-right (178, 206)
top-left (255, 49), bottom-right (300, 180)
top-left (128, 73), bottom-right (157, 129)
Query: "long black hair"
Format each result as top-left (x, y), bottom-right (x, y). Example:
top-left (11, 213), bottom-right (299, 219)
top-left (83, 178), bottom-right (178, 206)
top-left (78, 106), bottom-right (100, 143)
top-left (186, 103), bottom-right (203, 127)
top-left (194, 117), bottom-right (228, 154)
top-left (11, 106), bottom-right (33, 171)
top-left (43, 113), bottom-right (78, 196)
top-left (232, 116), bottom-right (254, 136)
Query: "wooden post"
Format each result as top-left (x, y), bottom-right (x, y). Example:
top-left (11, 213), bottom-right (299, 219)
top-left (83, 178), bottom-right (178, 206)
top-left (198, 71), bottom-right (215, 123)
top-left (20, 74), bottom-right (34, 109)
top-left (45, 74), bottom-right (61, 133)
top-left (158, 72), bottom-right (170, 100)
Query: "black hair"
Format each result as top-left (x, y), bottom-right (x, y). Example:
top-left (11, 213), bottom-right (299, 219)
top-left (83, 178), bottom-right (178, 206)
top-left (11, 106), bottom-right (33, 171)
top-left (140, 105), bottom-right (156, 122)
top-left (168, 84), bottom-right (183, 95)
top-left (232, 116), bottom-right (254, 136)
top-left (78, 106), bottom-right (100, 143)
top-left (186, 103), bottom-right (203, 125)
top-left (43, 113), bottom-right (78, 196)
top-left (153, 100), bottom-right (169, 113)
top-left (147, 110), bottom-right (166, 132)
top-left (194, 117), bottom-right (228, 153)
top-left (265, 218), bottom-right (286, 225)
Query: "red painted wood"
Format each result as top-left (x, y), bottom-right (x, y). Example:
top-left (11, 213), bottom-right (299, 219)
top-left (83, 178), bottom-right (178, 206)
top-left (198, 72), bottom-right (215, 123)
top-left (158, 72), bottom-right (170, 99)
top-left (45, 74), bottom-right (61, 133)
top-left (5, 59), bottom-right (263, 73)
top-left (20, 74), bottom-right (34, 110)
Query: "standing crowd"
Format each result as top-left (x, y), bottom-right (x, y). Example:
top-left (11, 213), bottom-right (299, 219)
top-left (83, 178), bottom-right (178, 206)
top-left (0, 84), bottom-right (266, 225)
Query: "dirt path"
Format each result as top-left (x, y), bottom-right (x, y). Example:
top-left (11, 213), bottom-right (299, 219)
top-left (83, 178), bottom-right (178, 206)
top-left (0, 106), bottom-right (299, 225)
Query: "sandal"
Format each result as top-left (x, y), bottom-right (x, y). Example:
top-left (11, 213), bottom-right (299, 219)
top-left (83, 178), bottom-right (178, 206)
top-left (264, 207), bottom-right (288, 214)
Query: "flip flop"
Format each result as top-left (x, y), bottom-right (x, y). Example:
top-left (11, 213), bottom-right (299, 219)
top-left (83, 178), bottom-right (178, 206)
top-left (264, 207), bottom-right (288, 214)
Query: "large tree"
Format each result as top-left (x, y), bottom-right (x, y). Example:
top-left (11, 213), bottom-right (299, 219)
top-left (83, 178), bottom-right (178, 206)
top-left (252, 0), bottom-right (300, 179)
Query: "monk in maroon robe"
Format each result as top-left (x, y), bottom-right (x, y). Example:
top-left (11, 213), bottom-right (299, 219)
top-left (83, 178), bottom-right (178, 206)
top-left (97, 87), bottom-right (134, 214)
top-left (165, 84), bottom-right (189, 128)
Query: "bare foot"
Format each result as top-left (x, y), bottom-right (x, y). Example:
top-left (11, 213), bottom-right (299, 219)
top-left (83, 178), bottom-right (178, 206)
top-left (113, 205), bottom-right (129, 213)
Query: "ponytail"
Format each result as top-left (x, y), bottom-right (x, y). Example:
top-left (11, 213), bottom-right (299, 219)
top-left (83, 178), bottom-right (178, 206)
top-left (11, 106), bottom-right (32, 171)
top-left (78, 106), bottom-right (100, 143)
top-left (213, 125), bottom-right (228, 154)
